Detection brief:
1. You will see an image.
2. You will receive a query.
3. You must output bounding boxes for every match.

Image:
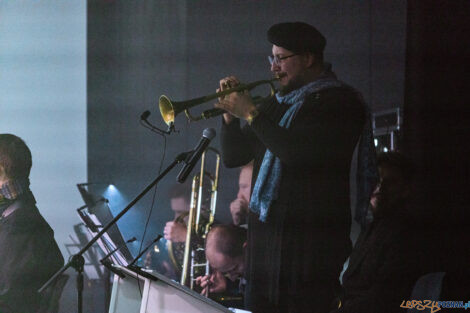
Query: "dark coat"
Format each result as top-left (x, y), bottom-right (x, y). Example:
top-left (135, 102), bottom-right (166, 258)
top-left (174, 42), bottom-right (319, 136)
top-left (334, 213), bottom-right (421, 313)
top-left (0, 192), bottom-right (64, 313)
top-left (221, 86), bottom-right (365, 313)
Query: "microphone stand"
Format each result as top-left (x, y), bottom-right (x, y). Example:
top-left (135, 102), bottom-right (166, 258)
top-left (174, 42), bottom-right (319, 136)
top-left (128, 234), bottom-right (163, 267)
top-left (38, 151), bottom-right (192, 313)
top-left (100, 237), bottom-right (136, 262)
top-left (99, 237), bottom-right (136, 279)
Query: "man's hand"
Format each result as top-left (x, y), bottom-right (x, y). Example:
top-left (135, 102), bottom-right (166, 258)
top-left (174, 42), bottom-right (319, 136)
top-left (215, 76), bottom-right (256, 123)
top-left (230, 198), bottom-right (249, 225)
top-left (195, 271), bottom-right (227, 295)
top-left (163, 221), bottom-right (187, 242)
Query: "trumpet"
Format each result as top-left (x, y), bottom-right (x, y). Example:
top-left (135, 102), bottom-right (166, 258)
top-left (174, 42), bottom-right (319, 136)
top-left (159, 74), bottom-right (285, 126)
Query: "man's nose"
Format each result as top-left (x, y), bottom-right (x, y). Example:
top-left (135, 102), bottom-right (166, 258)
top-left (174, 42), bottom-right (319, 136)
top-left (271, 61), bottom-right (280, 72)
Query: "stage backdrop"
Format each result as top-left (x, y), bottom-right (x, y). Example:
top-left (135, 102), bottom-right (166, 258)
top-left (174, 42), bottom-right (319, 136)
top-left (87, 0), bottom-right (406, 255)
top-left (0, 0), bottom-right (86, 265)
top-left (0, 1), bottom-right (87, 311)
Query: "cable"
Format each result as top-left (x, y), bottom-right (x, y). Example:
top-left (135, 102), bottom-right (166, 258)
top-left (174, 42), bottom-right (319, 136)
top-left (135, 131), bottom-right (167, 296)
top-left (140, 110), bottom-right (175, 135)
top-left (135, 111), bottom-right (173, 294)
top-left (139, 119), bottom-right (166, 136)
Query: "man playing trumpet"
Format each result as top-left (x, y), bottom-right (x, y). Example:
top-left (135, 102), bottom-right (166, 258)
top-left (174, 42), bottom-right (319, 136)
top-left (216, 22), bottom-right (376, 313)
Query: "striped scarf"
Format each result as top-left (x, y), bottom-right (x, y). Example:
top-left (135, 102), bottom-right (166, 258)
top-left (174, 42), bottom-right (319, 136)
top-left (0, 178), bottom-right (30, 211)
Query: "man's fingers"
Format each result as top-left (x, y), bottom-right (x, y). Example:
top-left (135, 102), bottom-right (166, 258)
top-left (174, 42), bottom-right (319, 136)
top-left (216, 99), bottom-right (231, 111)
top-left (214, 100), bottom-right (223, 109)
top-left (219, 76), bottom-right (240, 90)
top-left (195, 275), bottom-right (211, 288)
top-left (220, 77), bottom-right (232, 90)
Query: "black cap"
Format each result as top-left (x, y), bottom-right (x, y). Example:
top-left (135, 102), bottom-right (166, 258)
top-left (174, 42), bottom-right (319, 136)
top-left (267, 22), bottom-right (326, 54)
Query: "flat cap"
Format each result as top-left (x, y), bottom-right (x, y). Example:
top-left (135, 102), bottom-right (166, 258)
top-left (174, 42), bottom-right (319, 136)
top-left (267, 22), bottom-right (326, 54)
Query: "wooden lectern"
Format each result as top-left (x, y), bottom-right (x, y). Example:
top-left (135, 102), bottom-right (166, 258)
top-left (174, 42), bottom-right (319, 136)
top-left (108, 265), bottom-right (233, 313)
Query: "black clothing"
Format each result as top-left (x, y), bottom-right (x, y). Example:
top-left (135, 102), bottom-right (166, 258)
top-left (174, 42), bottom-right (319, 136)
top-left (221, 86), bottom-right (365, 313)
top-left (0, 192), bottom-right (64, 313)
top-left (334, 213), bottom-right (421, 313)
top-left (267, 22), bottom-right (326, 54)
top-left (211, 278), bottom-right (245, 309)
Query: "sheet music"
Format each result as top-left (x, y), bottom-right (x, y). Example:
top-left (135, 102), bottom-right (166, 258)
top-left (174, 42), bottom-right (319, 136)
top-left (77, 209), bottom-right (129, 266)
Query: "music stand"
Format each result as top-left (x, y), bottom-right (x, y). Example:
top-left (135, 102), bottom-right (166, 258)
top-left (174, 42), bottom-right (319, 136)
top-left (76, 184), bottom-right (132, 265)
top-left (38, 151), bottom-right (190, 313)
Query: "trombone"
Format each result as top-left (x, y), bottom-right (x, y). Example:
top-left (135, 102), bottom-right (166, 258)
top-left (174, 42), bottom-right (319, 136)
top-left (159, 74), bottom-right (285, 126)
top-left (179, 147), bottom-right (220, 290)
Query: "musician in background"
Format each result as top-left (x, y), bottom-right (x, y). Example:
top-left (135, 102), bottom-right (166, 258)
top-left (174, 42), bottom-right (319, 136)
top-left (216, 22), bottom-right (376, 312)
top-left (230, 161), bottom-right (253, 226)
top-left (0, 134), bottom-right (64, 313)
top-left (145, 184), bottom-right (190, 279)
top-left (161, 181), bottom-right (215, 281)
top-left (196, 225), bottom-right (246, 307)
top-left (332, 152), bottom-right (421, 313)
top-left (164, 183), bottom-right (190, 242)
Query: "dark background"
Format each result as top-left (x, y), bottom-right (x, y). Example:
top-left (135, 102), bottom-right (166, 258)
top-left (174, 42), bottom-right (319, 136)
top-left (87, 0), bottom-right (406, 250)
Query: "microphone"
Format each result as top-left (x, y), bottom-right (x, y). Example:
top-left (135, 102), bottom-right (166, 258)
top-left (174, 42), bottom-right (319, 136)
top-left (99, 237), bottom-right (137, 263)
top-left (96, 197), bottom-right (109, 204)
top-left (139, 110), bottom-right (174, 135)
top-left (140, 110), bottom-right (151, 121)
top-left (177, 128), bottom-right (216, 183)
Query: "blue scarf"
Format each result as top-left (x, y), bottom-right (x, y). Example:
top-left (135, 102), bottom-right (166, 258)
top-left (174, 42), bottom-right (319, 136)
top-left (249, 70), bottom-right (377, 222)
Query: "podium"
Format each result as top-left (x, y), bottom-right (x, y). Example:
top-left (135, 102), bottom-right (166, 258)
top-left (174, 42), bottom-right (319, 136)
top-left (108, 266), bottom-right (232, 313)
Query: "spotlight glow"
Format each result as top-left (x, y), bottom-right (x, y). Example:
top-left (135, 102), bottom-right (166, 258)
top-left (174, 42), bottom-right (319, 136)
top-left (105, 184), bottom-right (118, 196)
top-left (103, 184), bottom-right (126, 213)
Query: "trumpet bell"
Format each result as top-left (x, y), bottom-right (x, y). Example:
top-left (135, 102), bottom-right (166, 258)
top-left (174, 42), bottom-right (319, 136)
top-left (159, 95), bottom-right (176, 126)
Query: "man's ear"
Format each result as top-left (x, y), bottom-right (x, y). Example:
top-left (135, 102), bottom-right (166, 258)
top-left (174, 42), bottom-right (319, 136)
top-left (243, 241), bottom-right (247, 249)
top-left (304, 53), bottom-right (315, 68)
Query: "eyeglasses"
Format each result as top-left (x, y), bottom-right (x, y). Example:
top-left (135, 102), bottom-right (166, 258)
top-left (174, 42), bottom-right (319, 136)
top-left (268, 54), bottom-right (298, 65)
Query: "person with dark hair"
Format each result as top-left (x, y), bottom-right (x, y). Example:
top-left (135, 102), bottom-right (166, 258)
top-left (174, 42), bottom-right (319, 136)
top-left (368, 152), bottom-right (414, 217)
top-left (0, 134), bottom-right (64, 313)
top-left (332, 151), bottom-right (422, 313)
top-left (216, 22), bottom-right (377, 313)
